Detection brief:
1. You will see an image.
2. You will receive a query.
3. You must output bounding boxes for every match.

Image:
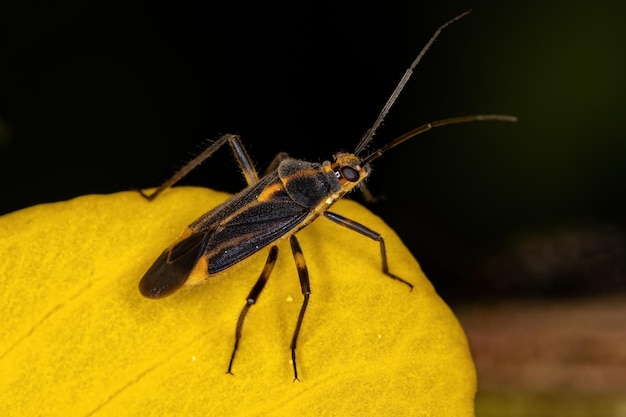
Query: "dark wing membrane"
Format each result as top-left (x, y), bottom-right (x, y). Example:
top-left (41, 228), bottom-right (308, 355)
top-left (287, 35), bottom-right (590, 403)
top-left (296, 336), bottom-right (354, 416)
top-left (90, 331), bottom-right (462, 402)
top-left (139, 232), bottom-right (210, 298)
top-left (204, 199), bottom-right (310, 274)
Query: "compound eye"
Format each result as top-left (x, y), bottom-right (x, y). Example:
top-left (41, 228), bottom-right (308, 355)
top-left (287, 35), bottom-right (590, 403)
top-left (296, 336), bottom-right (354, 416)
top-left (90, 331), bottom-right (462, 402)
top-left (340, 166), bottom-right (360, 182)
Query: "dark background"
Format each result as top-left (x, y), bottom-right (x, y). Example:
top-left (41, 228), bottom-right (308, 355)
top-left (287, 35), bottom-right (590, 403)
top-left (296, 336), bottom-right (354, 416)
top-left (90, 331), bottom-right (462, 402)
top-left (2, 0), bottom-right (625, 302)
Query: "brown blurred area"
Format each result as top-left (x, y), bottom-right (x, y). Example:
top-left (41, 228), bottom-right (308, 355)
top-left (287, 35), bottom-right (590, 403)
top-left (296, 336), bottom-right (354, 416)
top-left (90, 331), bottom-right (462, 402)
top-left (457, 296), bottom-right (626, 415)
top-left (448, 222), bottom-right (626, 415)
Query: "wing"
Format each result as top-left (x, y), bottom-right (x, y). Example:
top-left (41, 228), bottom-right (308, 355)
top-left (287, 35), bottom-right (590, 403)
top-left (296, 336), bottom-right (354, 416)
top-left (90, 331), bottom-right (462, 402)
top-left (203, 197), bottom-right (310, 273)
top-left (139, 172), bottom-right (312, 298)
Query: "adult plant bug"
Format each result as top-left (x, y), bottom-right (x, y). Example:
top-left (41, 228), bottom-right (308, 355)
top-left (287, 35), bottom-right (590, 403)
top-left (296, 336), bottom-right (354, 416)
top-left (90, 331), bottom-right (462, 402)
top-left (139, 10), bottom-right (516, 380)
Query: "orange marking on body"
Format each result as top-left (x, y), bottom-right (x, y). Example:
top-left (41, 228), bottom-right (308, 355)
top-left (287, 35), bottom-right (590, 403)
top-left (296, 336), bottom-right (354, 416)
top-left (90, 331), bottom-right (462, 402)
top-left (176, 227), bottom-right (195, 241)
top-left (184, 256), bottom-right (210, 287)
top-left (257, 182), bottom-right (285, 202)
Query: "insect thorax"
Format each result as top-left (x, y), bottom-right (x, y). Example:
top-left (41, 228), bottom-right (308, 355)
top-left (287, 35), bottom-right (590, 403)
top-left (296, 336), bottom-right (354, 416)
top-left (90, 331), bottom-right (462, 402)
top-left (277, 159), bottom-right (341, 208)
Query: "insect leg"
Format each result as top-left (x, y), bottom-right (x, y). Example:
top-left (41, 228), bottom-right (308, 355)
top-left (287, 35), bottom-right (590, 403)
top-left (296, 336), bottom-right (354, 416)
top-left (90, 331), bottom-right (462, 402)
top-left (227, 245), bottom-right (279, 375)
top-left (263, 151), bottom-right (290, 175)
top-left (142, 133), bottom-right (259, 200)
top-left (288, 234), bottom-right (310, 382)
top-left (324, 211), bottom-right (413, 290)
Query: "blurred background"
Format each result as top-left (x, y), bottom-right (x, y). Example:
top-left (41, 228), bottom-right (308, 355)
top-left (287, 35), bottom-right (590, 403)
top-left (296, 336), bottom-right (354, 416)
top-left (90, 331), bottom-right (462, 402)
top-left (1, 0), bottom-right (625, 414)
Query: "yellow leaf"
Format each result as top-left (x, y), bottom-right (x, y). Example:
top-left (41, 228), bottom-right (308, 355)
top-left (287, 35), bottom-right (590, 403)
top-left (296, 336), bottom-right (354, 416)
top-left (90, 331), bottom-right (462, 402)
top-left (0, 187), bottom-right (475, 416)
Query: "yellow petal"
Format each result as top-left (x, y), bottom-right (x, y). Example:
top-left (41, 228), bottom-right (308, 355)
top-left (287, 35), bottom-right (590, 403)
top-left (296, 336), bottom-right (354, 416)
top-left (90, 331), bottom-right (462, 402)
top-left (0, 187), bottom-right (475, 416)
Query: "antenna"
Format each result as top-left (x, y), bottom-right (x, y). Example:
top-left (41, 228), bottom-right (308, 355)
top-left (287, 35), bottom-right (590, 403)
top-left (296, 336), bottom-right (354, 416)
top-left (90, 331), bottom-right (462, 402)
top-left (360, 114), bottom-right (517, 166)
top-left (354, 10), bottom-right (472, 156)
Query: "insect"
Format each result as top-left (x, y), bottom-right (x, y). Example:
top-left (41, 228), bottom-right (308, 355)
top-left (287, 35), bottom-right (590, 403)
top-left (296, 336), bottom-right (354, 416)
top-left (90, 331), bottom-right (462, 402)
top-left (139, 10), bottom-right (516, 380)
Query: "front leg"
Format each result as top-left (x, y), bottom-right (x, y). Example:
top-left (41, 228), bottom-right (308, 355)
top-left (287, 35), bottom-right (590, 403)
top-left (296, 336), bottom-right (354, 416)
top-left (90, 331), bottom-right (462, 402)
top-left (323, 211), bottom-right (413, 290)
